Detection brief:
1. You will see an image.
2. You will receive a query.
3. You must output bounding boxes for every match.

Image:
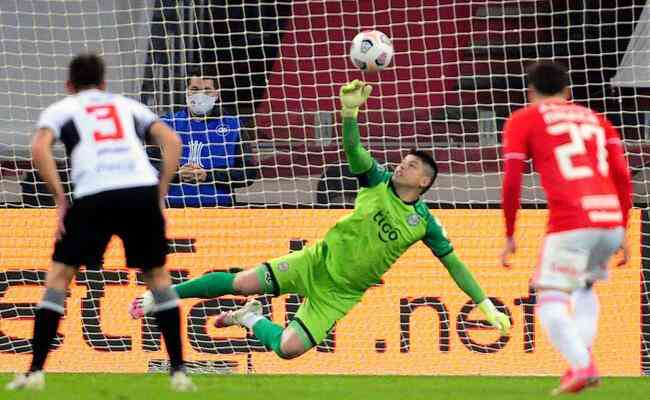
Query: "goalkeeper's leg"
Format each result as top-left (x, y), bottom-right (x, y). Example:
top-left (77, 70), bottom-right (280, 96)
top-left (215, 298), bottom-right (314, 359)
top-left (216, 293), bottom-right (346, 360)
top-left (129, 264), bottom-right (275, 318)
top-left (132, 261), bottom-right (314, 358)
top-left (130, 242), bottom-right (324, 319)
top-left (250, 318), bottom-right (315, 360)
top-left (130, 243), bottom-right (332, 360)
top-left (216, 276), bottom-right (351, 360)
top-left (249, 318), bottom-right (313, 359)
top-left (174, 265), bottom-right (275, 297)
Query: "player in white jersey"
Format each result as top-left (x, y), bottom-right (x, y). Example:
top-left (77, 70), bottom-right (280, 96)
top-left (6, 53), bottom-right (195, 392)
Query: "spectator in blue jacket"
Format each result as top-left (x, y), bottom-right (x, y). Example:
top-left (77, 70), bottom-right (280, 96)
top-left (161, 66), bottom-right (257, 207)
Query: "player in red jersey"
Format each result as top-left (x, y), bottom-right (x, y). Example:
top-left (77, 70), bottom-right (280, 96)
top-left (500, 62), bottom-right (632, 395)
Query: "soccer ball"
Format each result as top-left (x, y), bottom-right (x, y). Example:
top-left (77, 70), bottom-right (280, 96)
top-left (350, 30), bottom-right (394, 73)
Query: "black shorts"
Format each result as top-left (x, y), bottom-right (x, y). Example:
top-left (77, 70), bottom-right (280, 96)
top-left (52, 185), bottom-right (166, 270)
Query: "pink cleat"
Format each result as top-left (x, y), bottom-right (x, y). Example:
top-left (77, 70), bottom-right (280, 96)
top-left (551, 361), bottom-right (600, 395)
top-left (584, 359), bottom-right (601, 389)
top-left (128, 291), bottom-right (154, 319)
top-left (128, 298), bottom-right (145, 319)
top-left (214, 311), bottom-right (235, 328)
top-left (214, 299), bottom-right (262, 328)
top-left (586, 351), bottom-right (600, 388)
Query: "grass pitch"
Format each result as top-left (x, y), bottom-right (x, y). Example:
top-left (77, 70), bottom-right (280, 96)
top-left (0, 374), bottom-right (648, 400)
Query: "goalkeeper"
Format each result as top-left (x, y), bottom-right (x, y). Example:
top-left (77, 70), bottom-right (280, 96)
top-left (129, 80), bottom-right (511, 359)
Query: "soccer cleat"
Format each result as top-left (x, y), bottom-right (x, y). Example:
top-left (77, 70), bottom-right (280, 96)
top-left (551, 362), bottom-right (600, 396)
top-left (214, 299), bottom-right (262, 328)
top-left (170, 370), bottom-right (196, 392)
top-left (5, 371), bottom-right (45, 391)
top-left (583, 359), bottom-right (601, 390)
top-left (129, 290), bottom-right (154, 319)
top-left (585, 352), bottom-right (601, 389)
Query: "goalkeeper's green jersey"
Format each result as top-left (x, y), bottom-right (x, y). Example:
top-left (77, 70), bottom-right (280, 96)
top-left (323, 118), bottom-right (453, 293)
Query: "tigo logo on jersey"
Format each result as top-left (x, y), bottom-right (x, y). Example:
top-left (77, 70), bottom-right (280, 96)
top-left (373, 210), bottom-right (400, 242)
top-left (216, 125), bottom-right (229, 135)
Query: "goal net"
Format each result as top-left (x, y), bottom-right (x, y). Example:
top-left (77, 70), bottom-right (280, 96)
top-left (0, 0), bottom-right (647, 376)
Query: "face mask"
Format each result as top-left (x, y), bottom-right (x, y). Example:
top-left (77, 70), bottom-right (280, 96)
top-left (187, 93), bottom-right (217, 116)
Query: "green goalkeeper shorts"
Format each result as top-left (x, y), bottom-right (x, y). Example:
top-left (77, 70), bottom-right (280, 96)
top-left (266, 240), bottom-right (363, 347)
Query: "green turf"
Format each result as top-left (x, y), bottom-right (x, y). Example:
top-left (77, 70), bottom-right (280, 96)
top-left (0, 374), bottom-right (648, 400)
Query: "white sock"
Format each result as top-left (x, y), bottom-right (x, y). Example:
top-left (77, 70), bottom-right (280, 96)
top-left (537, 290), bottom-right (590, 370)
top-left (241, 313), bottom-right (264, 330)
top-left (572, 286), bottom-right (599, 349)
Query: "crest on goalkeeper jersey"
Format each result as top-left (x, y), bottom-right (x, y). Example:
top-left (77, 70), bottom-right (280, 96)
top-left (278, 261), bottom-right (289, 272)
top-left (407, 213), bottom-right (421, 226)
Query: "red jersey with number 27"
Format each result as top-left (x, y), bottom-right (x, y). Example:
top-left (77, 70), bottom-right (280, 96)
top-left (502, 99), bottom-right (632, 235)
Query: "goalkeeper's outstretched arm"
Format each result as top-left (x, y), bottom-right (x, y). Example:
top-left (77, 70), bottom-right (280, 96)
top-left (440, 251), bottom-right (512, 335)
top-left (340, 80), bottom-right (374, 175)
top-left (440, 251), bottom-right (486, 303)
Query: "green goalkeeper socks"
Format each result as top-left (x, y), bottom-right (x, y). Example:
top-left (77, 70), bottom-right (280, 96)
top-left (173, 272), bottom-right (235, 299)
top-left (251, 319), bottom-right (313, 358)
top-left (252, 318), bottom-right (284, 356)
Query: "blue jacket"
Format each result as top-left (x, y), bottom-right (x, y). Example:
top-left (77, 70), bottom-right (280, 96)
top-left (162, 109), bottom-right (242, 207)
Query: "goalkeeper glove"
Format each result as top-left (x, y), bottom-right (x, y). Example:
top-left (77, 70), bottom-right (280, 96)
top-left (478, 298), bottom-right (511, 335)
top-left (340, 79), bottom-right (372, 118)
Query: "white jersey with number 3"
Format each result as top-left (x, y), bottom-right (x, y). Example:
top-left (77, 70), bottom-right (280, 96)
top-left (37, 89), bottom-right (159, 199)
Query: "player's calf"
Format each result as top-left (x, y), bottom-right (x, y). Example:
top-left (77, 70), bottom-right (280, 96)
top-left (24, 285), bottom-right (67, 380)
top-left (277, 328), bottom-right (310, 359)
top-left (128, 266), bottom-right (275, 320)
top-left (149, 286), bottom-right (185, 371)
top-left (214, 299), bottom-right (311, 359)
top-left (233, 267), bottom-right (266, 295)
top-left (170, 267), bottom-right (270, 298)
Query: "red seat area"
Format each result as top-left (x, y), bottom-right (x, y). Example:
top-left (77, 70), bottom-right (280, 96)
top-left (255, 0), bottom-right (474, 142)
top-left (254, 1), bottom-right (555, 178)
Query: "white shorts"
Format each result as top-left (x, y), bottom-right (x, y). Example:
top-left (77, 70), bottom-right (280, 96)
top-left (533, 227), bottom-right (624, 291)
